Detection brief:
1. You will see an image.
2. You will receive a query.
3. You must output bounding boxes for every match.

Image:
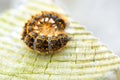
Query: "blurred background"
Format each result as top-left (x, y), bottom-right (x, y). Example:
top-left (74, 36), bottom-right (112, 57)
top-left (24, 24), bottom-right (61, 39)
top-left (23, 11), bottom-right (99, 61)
top-left (0, 0), bottom-right (120, 56)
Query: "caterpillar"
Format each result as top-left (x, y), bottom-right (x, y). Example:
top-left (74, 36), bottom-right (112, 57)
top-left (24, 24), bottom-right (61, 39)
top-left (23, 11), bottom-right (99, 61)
top-left (21, 11), bottom-right (70, 54)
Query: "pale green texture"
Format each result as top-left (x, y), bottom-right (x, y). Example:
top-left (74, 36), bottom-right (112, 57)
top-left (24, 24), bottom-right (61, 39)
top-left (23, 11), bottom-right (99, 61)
top-left (0, 0), bottom-right (120, 80)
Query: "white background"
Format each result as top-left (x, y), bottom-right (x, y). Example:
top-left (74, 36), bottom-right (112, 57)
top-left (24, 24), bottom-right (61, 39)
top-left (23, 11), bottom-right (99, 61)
top-left (55, 0), bottom-right (120, 56)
